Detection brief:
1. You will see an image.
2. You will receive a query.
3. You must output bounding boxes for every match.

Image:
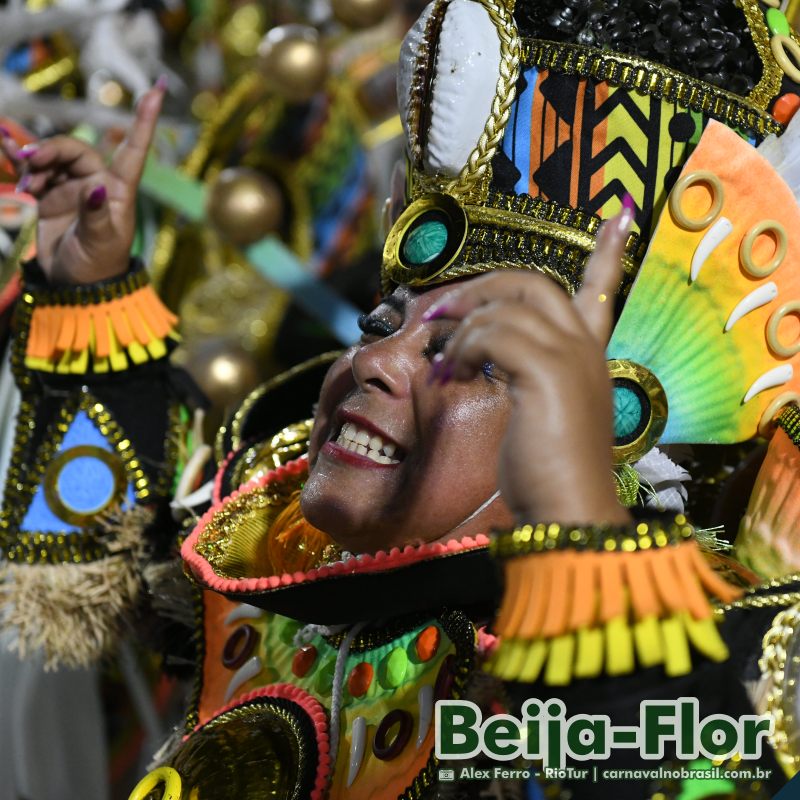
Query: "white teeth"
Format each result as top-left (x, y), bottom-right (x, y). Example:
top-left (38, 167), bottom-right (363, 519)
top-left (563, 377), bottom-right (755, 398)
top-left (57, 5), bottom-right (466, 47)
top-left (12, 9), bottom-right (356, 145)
top-left (334, 422), bottom-right (402, 464)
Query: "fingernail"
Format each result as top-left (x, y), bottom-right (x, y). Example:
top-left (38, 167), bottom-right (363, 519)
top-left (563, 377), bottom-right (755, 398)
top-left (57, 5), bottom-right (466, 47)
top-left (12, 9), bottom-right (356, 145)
top-left (0, 125), bottom-right (10, 138)
top-left (621, 192), bottom-right (635, 214)
top-left (422, 304), bottom-right (448, 322)
top-left (87, 185), bottom-right (107, 210)
top-left (155, 74), bottom-right (168, 92)
top-left (18, 144), bottom-right (37, 159)
top-left (428, 353), bottom-right (446, 385)
top-left (15, 173), bottom-right (31, 193)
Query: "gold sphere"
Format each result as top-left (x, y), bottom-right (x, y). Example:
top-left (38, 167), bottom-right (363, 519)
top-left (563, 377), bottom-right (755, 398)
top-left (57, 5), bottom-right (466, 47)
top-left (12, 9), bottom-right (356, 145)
top-left (185, 339), bottom-right (260, 410)
top-left (331, 0), bottom-right (392, 29)
top-left (257, 25), bottom-right (328, 103)
top-left (206, 168), bottom-right (284, 247)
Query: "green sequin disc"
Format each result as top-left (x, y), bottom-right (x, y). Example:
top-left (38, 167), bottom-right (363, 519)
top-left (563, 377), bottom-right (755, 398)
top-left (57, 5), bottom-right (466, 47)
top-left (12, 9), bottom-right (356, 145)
top-left (403, 220), bottom-right (448, 265)
top-left (767, 8), bottom-right (790, 36)
top-left (613, 384), bottom-right (643, 440)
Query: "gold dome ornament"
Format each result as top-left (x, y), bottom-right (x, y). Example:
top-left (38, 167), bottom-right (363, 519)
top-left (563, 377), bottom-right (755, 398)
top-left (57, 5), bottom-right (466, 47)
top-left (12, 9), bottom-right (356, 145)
top-left (206, 168), bottom-right (284, 247)
top-left (331, 0), bottom-right (392, 30)
top-left (183, 338), bottom-right (260, 410)
top-left (257, 25), bottom-right (328, 103)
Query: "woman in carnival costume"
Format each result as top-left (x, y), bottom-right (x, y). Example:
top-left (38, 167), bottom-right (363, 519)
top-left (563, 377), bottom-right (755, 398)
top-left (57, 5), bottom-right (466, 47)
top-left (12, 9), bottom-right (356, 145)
top-left (6, 0), bottom-right (800, 797)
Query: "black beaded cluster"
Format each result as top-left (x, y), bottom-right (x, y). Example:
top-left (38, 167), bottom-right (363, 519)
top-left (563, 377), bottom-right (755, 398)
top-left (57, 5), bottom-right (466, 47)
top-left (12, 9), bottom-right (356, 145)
top-left (515, 0), bottom-right (762, 96)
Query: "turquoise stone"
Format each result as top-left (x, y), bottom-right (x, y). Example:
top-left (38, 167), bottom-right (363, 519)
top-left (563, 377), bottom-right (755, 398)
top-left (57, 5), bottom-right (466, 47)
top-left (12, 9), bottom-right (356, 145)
top-left (767, 8), bottom-right (790, 36)
top-left (613, 385), bottom-right (643, 440)
top-left (403, 220), bottom-right (448, 265)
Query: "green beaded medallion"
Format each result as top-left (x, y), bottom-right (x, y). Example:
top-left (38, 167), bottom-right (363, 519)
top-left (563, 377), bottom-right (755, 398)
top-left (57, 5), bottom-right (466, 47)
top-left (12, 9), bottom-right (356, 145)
top-left (613, 384), bottom-right (643, 440)
top-left (402, 219), bottom-right (448, 265)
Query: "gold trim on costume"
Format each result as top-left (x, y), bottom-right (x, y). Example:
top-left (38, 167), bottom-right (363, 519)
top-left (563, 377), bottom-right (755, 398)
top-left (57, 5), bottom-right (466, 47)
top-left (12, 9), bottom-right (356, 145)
top-left (760, 602), bottom-right (800, 777)
top-left (520, 38), bottom-right (783, 137)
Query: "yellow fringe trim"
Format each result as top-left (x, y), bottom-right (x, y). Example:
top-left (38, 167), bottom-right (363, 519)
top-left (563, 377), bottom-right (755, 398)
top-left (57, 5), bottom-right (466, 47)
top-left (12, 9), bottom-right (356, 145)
top-left (25, 284), bottom-right (179, 374)
top-left (487, 539), bottom-right (742, 685)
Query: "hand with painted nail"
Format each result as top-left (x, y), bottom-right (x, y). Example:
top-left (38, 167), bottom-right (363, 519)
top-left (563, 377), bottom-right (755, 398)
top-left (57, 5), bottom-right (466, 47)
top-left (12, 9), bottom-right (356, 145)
top-left (0, 81), bottom-right (165, 284)
top-left (423, 205), bottom-right (636, 527)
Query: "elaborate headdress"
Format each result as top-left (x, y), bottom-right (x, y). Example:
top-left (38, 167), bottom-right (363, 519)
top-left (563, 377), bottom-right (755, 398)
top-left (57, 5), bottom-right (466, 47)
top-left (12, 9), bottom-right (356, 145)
top-left (384, 0), bottom-right (800, 468)
top-left (384, 0), bottom-right (800, 288)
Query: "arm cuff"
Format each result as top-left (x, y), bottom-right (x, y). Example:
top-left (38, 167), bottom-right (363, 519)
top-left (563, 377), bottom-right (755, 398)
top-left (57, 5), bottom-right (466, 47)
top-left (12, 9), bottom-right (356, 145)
top-left (486, 515), bottom-right (743, 685)
top-left (20, 259), bottom-right (179, 374)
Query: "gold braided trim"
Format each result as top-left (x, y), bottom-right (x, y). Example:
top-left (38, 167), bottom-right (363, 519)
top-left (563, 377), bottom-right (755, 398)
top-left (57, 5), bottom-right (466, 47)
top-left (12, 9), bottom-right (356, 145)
top-left (714, 590), bottom-right (800, 616)
top-left (759, 602), bottom-right (800, 777)
top-left (521, 39), bottom-right (783, 138)
top-left (444, 0), bottom-right (521, 201)
top-left (740, 0), bottom-right (791, 113)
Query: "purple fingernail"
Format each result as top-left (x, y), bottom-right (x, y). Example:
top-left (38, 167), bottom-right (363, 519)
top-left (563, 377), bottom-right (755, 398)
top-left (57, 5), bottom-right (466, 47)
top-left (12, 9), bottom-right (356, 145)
top-left (622, 192), bottom-right (635, 213)
top-left (18, 144), bottom-right (38, 159)
top-left (87, 185), bottom-right (107, 210)
top-left (16, 174), bottom-right (31, 193)
top-left (155, 74), bottom-right (168, 91)
top-left (422, 305), bottom-right (448, 322)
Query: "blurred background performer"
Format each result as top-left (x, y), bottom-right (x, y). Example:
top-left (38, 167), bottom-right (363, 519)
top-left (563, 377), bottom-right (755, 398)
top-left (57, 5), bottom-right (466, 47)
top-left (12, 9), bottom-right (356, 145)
top-left (0, 0), bottom-right (414, 797)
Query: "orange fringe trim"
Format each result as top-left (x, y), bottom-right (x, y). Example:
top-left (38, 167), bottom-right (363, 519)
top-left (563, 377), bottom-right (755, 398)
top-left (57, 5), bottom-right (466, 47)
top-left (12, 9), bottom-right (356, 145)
top-left (25, 285), bottom-right (179, 373)
top-left (487, 540), bottom-right (743, 686)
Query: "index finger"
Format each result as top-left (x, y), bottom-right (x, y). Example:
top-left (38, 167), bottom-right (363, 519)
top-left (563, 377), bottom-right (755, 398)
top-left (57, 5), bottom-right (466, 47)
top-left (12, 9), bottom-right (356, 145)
top-left (574, 199), bottom-right (635, 342)
top-left (110, 80), bottom-right (165, 184)
top-left (421, 270), bottom-right (575, 334)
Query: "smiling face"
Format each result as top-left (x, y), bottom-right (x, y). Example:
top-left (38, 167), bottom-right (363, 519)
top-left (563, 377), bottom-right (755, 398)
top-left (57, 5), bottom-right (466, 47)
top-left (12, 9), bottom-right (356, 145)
top-left (301, 284), bottom-right (515, 554)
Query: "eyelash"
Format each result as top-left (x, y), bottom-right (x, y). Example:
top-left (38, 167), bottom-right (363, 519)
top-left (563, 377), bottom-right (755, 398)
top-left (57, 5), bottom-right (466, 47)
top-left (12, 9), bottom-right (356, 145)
top-left (357, 314), bottom-right (394, 338)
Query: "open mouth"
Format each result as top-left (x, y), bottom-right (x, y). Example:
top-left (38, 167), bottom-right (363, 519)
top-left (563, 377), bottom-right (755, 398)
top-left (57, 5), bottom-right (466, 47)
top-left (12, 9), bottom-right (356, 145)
top-left (332, 420), bottom-right (403, 465)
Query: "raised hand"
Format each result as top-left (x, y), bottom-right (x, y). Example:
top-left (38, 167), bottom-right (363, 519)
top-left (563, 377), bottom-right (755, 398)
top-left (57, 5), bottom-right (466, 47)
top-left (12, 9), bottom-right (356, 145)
top-left (424, 205), bottom-right (635, 526)
top-left (0, 81), bottom-right (165, 285)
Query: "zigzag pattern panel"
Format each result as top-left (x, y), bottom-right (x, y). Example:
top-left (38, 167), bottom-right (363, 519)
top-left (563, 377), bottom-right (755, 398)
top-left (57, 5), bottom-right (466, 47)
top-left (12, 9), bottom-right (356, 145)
top-left (510, 70), bottom-right (706, 239)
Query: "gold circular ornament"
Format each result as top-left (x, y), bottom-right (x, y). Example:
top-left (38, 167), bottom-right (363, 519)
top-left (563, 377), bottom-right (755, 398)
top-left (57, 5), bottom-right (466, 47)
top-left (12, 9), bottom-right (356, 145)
top-left (43, 445), bottom-right (128, 526)
top-left (739, 219), bottom-right (788, 278)
top-left (668, 170), bottom-right (724, 232)
top-left (331, 0), bottom-right (392, 29)
top-left (382, 193), bottom-right (469, 286)
top-left (767, 301), bottom-right (800, 358)
top-left (772, 34), bottom-right (800, 83)
top-left (206, 168), bottom-right (284, 247)
top-left (257, 25), bottom-right (328, 103)
top-left (608, 359), bottom-right (668, 465)
top-left (758, 391), bottom-right (800, 437)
